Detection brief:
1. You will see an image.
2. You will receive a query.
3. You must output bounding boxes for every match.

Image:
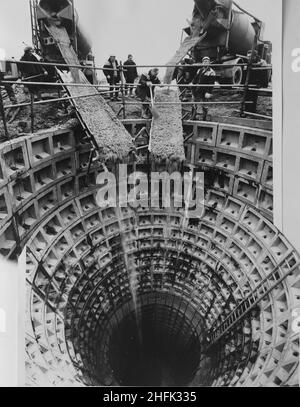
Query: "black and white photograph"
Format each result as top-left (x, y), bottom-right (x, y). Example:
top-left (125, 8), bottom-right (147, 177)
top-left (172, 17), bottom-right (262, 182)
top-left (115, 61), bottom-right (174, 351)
top-left (0, 0), bottom-right (299, 390)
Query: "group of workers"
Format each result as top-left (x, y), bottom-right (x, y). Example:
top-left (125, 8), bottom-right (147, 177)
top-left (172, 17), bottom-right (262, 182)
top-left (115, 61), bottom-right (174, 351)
top-left (103, 54), bottom-right (138, 101)
top-left (101, 50), bottom-right (268, 120)
top-left (175, 50), bottom-right (269, 118)
top-left (0, 46), bottom-right (269, 122)
top-left (176, 55), bottom-right (219, 120)
top-left (103, 54), bottom-right (161, 118)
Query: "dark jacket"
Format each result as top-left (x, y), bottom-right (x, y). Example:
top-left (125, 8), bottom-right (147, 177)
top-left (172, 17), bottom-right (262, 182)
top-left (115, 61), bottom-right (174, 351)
top-left (103, 59), bottom-right (121, 83)
top-left (249, 58), bottom-right (269, 88)
top-left (19, 52), bottom-right (45, 78)
top-left (192, 66), bottom-right (216, 99)
top-left (123, 59), bottom-right (138, 82)
top-left (136, 71), bottom-right (161, 100)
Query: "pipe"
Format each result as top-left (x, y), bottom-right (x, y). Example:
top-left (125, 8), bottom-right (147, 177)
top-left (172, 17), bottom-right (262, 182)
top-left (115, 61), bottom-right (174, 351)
top-left (2, 80), bottom-right (268, 89)
top-left (0, 58), bottom-right (272, 71)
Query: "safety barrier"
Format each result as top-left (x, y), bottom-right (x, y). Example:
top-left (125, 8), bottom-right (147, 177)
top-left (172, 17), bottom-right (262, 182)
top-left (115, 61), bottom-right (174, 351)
top-left (0, 58), bottom-right (273, 141)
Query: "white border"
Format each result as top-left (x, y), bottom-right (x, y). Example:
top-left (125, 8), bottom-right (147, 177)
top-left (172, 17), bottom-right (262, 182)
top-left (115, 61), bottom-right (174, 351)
top-left (273, 0), bottom-right (283, 231)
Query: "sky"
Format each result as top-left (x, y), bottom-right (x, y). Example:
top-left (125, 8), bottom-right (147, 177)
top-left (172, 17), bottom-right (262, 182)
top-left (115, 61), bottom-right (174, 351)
top-left (0, 0), bottom-right (280, 79)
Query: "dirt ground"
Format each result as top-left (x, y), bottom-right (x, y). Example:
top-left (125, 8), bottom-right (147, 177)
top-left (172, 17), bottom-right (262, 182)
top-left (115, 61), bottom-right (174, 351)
top-left (108, 90), bottom-right (273, 121)
top-left (0, 86), bottom-right (76, 140)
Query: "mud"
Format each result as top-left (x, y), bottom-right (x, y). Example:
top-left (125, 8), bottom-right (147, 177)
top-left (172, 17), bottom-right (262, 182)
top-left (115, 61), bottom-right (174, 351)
top-left (0, 86), bottom-right (77, 140)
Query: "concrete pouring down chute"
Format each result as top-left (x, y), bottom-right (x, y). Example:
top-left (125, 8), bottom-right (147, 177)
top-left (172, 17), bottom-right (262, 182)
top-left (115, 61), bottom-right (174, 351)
top-left (150, 34), bottom-right (206, 162)
top-left (46, 24), bottom-right (134, 162)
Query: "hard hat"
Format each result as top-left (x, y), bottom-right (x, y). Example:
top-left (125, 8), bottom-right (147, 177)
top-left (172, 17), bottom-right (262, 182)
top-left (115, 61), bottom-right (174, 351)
top-left (202, 56), bottom-right (211, 62)
top-left (24, 46), bottom-right (33, 53)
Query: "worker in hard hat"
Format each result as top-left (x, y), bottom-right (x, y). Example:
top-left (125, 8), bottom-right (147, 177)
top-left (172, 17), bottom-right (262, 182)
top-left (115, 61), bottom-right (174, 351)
top-left (192, 56), bottom-right (218, 121)
top-left (103, 55), bottom-right (121, 101)
top-left (135, 68), bottom-right (161, 119)
top-left (19, 46), bottom-right (48, 101)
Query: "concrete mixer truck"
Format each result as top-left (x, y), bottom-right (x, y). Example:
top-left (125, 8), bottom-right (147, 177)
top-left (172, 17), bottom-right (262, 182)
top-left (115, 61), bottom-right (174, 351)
top-left (29, 0), bottom-right (95, 80)
top-left (183, 0), bottom-right (272, 85)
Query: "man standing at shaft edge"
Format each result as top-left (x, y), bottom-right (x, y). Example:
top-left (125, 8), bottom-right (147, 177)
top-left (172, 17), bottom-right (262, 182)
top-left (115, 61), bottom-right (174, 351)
top-left (19, 46), bottom-right (48, 101)
top-left (136, 68), bottom-right (160, 119)
top-left (103, 55), bottom-right (121, 101)
top-left (124, 55), bottom-right (138, 97)
top-left (192, 56), bottom-right (217, 121)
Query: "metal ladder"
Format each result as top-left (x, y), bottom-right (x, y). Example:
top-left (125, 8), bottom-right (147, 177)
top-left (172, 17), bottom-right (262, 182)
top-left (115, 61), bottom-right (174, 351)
top-left (205, 256), bottom-right (300, 347)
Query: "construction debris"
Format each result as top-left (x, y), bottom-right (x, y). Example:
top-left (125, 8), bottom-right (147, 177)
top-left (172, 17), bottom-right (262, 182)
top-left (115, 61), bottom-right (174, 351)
top-left (47, 24), bottom-right (134, 162)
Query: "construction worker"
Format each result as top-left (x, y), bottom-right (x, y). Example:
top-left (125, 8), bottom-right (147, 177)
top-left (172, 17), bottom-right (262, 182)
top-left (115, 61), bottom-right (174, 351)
top-left (175, 57), bottom-right (197, 102)
top-left (19, 46), bottom-right (48, 101)
top-left (103, 55), bottom-right (121, 101)
top-left (192, 56), bottom-right (217, 121)
top-left (245, 50), bottom-right (269, 113)
top-left (136, 68), bottom-right (161, 119)
top-left (83, 52), bottom-right (95, 84)
top-left (123, 54), bottom-right (138, 97)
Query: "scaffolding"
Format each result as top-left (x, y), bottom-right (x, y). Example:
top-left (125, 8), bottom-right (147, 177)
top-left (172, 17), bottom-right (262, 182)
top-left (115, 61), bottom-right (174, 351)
top-left (0, 58), bottom-right (273, 136)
